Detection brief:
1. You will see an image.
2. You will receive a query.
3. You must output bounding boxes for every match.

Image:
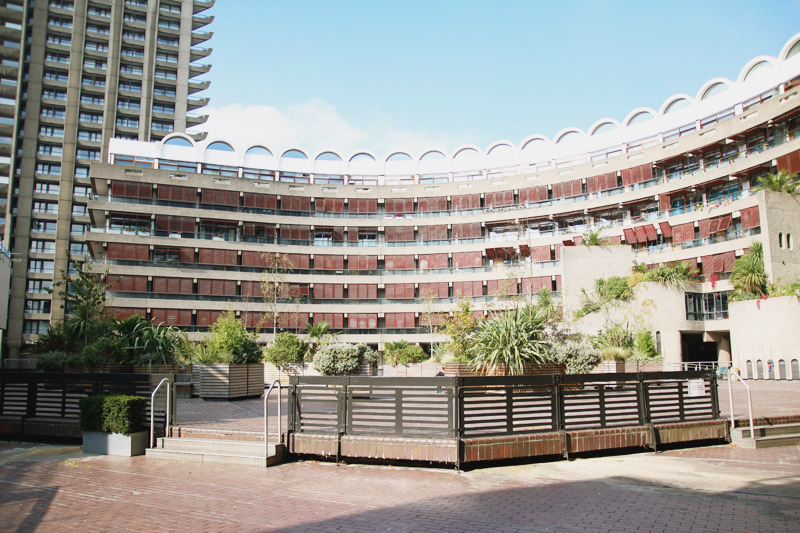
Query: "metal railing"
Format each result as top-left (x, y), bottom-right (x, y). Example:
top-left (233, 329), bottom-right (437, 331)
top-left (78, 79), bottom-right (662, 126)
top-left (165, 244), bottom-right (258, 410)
top-left (727, 370), bottom-right (754, 440)
top-left (264, 379), bottom-right (281, 458)
top-left (150, 377), bottom-right (172, 449)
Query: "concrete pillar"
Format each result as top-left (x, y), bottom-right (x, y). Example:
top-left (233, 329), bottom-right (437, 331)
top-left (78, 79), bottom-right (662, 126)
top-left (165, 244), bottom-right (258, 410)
top-left (716, 334), bottom-right (731, 364)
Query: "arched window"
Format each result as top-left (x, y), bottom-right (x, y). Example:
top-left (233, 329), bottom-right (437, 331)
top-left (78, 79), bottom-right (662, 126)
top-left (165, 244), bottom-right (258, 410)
top-left (788, 233), bottom-right (793, 250)
top-left (778, 359), bottom-right (787, 380)
top-left (767, 359), bottom-right (775, 379)
top-left (792, 359), bottom-right (799, 380)
top-left (245, 146), bottom-right (272, 156)
top-left (207, 141), bottom-right (234, 152)
top-left (745, 360), bottom-right (753, 379)
top-left (779, 232), bottom-right (784, 249)
top-left (164, 136), bottom-right (192, 147)
top-left (756, 359), bottom-right (764, 379)
top-left (655, 331), bottom-right (662, 355)
top-left (282, 149), bottom-right (308, 159)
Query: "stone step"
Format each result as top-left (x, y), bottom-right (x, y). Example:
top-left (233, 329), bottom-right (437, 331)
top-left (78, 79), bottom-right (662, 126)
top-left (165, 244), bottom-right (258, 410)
top-left (739, 422), bottom-right (800, 439)
top-left (753, 433), bottom-right (800, 449)
top-left (158, 437), bottom-right (277, 456)
top-left (169, 426), bottom-right (274, 442)
top-left (145, 443), bottom-right (285, 467)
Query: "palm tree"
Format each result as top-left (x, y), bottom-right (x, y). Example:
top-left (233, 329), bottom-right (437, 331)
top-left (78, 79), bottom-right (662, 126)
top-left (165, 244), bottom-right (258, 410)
top-left (730, 241), bottom-right (767, 299)
top-left (305, 321), bottom-right (337, 358)
top-left (753, 170), bottom-right (799, 195)
top-left (470, 306), bottom-right (549, 376)
top-left (582, 230), bottom-right (607, 246)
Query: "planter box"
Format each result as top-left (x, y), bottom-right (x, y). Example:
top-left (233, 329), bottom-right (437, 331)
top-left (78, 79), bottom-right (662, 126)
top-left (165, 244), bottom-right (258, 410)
top-left (592, 360), bottom-right (626, 374)
top-left (83, 430), bottom-right (148, 456)
top-left (444, 362), bottom-right (566, 376)
top-left (197, 363), bottom-right (264, 400)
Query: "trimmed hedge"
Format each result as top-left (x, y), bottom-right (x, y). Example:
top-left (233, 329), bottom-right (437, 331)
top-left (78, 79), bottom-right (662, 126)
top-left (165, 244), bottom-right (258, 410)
top-left (79, 394), bottom-right (147, 435)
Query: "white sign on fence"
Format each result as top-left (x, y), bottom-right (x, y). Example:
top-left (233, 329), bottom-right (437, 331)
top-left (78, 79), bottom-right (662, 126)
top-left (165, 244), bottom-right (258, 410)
top-left (687, 379), bottom-right (706, 398)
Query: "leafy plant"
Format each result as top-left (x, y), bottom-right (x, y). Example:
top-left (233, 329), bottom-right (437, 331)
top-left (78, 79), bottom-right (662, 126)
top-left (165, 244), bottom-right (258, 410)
top-left (592, 322), bottom-right (634, 361)
top-left (385, 341), bottom-right (428, 366)
top-left (752, 170), bottom-right (799, 195)
top-left (35, 350), bottom-right (77, 372)
top-left (79, 394), bottom-right (146, 435)
top-left (631, 329), bottom-right (660, 361)
top-left (312, 343), bottom-right (376, 375)
top-left (130, 321), bottom-right (187, 367)
top-left (730, 242), bottom-right (767, 300)
top-left (549, 337), bottom-right (600, 374)
top-left (470, 305), bottom-right (549, 375)
top-left (582, 230), bottom-right (612, 246)
top-left (205, 311), bottom-right (263, 364)
top-left (440, 299), bottom-right (478, 361)
top-left (304, 321), bottom-right (337, 359)
top-left (264, 332), bottom-right (306, 368)
top-left (643, 261), bottom-right (698, 287)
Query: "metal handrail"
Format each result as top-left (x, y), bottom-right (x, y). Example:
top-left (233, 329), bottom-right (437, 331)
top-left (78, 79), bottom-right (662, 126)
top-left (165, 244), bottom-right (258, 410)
top-left (150, 377), bottom-right (172, 449)
top-left (264, 379), bottom-right (281, 458)
top-left (727, 370), bottom-right (755, 440)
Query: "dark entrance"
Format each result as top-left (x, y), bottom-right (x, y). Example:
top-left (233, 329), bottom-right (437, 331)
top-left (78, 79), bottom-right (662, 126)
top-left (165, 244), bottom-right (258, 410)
top-left (681, 333), bottom-right (717, 363)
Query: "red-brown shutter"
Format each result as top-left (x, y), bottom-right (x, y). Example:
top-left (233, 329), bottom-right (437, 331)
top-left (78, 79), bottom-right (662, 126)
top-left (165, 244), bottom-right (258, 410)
top-left (385, 255), bottom-right (414, 270)
top-left (385, 198), bottom-right (414, 214)
top-left (111, 307), bottom-right (147, 320)
top-left (418, 196), bottom-right (447, 212)
top-left (419, 282), bottom-right (448, 298)
top-left (658, 222), bottom-right (673, 239)
top-left (241, 251), bottom-right (268, 268)
top-left (282, 195), bottom-right (311, 212)
top-left (451, 194), bottom-right (480, 210)
top-left (351, 255), bottom-right (377, 270)
top-left (623, 228), bottom-right (636, 244)
top-left (243, 193), bottom-right (277, 209)
top-left (722, 251), bottom-right (736, 272)
top-left (740, 206), bottom-right (760, 230)
top-left (487, 279), bottom-right (518, 295)
top-left (108, 275), bottom-right (147, 292)
top-left (776, 149), bottom-right (800, 174)
top-left (453, 251), bottom-right (482, 268)
top-left (157, 185), bottom-right (195, 203)
top-left (419, 253), bottom-right (448, 270)
top-left (698, 218), bottom-right (711, 239)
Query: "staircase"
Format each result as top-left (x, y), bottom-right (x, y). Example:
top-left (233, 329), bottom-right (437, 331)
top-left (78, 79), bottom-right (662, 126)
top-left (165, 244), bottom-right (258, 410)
top-left (730, 416), bottom-right (800, 449)
top-left (145, 427), bottom-right (286, 467)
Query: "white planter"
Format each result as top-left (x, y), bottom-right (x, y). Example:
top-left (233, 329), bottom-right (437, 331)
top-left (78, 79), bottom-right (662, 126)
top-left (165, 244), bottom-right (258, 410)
top-left (83, 430), bottom-right (148, 457)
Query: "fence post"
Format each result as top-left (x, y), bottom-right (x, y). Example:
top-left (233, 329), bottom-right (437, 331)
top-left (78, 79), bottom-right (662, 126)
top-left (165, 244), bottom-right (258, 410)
top-left (455, 377), bottom-right (463, 470)
top-left (636, 372), bottom-right (649, 425)
top-left (553, 374), bottom-right (565, 431)
top-left (709, 371), bottom-right (720, 420)
top-left (287, 377), bottom-right (297, 433)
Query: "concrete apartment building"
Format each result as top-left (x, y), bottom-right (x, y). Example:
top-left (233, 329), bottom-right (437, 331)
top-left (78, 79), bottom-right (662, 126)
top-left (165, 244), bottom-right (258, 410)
top-left (0, 0), bottom-right (213, 361)
top-left (65, 33), bottom-right (800, 379)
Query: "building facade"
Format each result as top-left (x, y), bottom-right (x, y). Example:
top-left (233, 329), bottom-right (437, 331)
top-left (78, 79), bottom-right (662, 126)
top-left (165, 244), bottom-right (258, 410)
top-left (2, 0), bottom-right (213, 359)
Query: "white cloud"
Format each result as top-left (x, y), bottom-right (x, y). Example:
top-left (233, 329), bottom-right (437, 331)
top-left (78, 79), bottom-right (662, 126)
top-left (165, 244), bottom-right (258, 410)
top-left (189, 98), bottom-right (474, 158)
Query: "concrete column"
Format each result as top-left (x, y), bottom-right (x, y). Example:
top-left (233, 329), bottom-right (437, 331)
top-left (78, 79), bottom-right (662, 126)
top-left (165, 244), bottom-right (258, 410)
top-left (716, 334), bottom-right (731, 364)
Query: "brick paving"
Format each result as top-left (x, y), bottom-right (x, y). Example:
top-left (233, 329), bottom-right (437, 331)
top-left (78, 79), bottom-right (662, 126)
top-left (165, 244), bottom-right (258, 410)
top-left (0, 441), bottom-right (798, 532)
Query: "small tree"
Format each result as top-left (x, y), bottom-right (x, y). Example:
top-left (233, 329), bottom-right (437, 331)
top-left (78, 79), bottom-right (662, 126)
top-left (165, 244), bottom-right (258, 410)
top-left (440, 298), bottom-right (478, 362)
top-left (305, 321), bottom-right (337, 359)
top-left (753, 170), bottom-right (799, 195)
top-left (313, 343), bottom-right (376, 375)
top-left (730, 242), bottom-right (767, 300)
top-left (470, 305), bottom-right (549, 376)
top-left (206, 311), bottom-right (262, 364)
top-left (385, 341), bottom-right (428, 366)
top-left (264, 332), bottom-right (306, 369)
top-left (260, 252), bottom-right (295, 343)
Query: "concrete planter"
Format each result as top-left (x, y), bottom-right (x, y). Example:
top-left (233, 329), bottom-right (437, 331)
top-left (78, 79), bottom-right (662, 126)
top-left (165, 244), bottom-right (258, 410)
top-left (196, 363), bottom-right (264, 399)
top-left (83, 430), bottom-right (148, 456)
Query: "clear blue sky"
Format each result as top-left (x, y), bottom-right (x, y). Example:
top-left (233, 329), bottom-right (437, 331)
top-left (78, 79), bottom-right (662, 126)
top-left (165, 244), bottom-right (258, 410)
top-left (196, 1), bottom-right (800, 154)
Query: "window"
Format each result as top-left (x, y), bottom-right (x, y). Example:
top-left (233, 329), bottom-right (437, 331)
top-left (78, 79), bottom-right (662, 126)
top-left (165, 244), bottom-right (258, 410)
top-left (48, 17), bottom-right (72, 29)
top-left (83, 58), bottom-right (107, 70)
top-left (685, 292), bottom-right (729, 321)
top-left (27, 279), bottom-right (53, 293)
top-left (29, 259), bottom-right (55, 273)
top-left (45, 52), bottom-right (70, 64)
top-left (86, 24), bottom-right (109, 35)
top-left (30, 240), bottom-right (56, 253)
top-left (42, 88), bottom-right (67, 100)
top-left (158, 159), bottom-right (195, 172)
top-left (120, 63), bottom-right (143, 75)
top-left (39, 125), bottom-right (64, 137)
top-left (80, 94), bottom-right (104, 105)
top-left (113, 154), bottom-right (153, 167)
top-left (154, 69), bottom-right (177, 80)
top-left (71, 204), bottom-right (88, 216)
top-left (159, 4), bottom-right (181, 14)
top-left (23, 321), bottom-right (50, 334)
top-left (35, 162), bottom-right (61, 175)
top-left (74, 166), bottom-right (90, 178)
top-left (85, 41), bottom-right (109, 52)
top-left (122, 30), bottom-right (145, 40)
top-left (121, 47), bottom-right (144, 58)
top-left (119, 81), bottom-right (142, 92)
top-left (87, 6), bottom-right (110, 17)
top-left (158, 18), bottom-right (180, 30)
top-left (79, 111), bottom-right (103, 123)
top-left (115, 134), bottom-right (138, 140)
top-left (34, 181), bottom-right (60, 194)
top-left (44, 69), bottom-right (68, 82)
top-left (74, 185), bottom-right (91, 197)
top-left (156, 36), bottom-right (179, 46)
top-left (125, 0), bottom-right (148, 7)
top-left (32, 220), bottom-right (58, 233)
top-left (201, 163), bottom-right (236, 176)
top-left (37, 144), bottom-right (62, 156)
top-left (156, 52), bottom-right (178, 63)
top-left (152, 121), bottom-right (173, 132)
top-left (70, 223), bottom-right (87, 235)
top-left (77, 130), bottom-right (102, 142)
top-left (33, 201), bottom-right (58, 213)
top-left (50, 0), bottom-right (75, 9)
top-left (153, 85), bottom-right (176, 97)
top-left (41, 106), bottom-right (66, 119)
top-left (108, 213), bottom-right (149, 233)
top-left (76, 148), bottom-right (100, 160)
top-left (70, 242), bottom-right (88, 255)
top-left (152, 103), bottom-right (174, 114)
top-left (124, 13), bottom-right (147, 24)
top-left (116, 116), bottom-right (139, 128)
top-left (118, 98), bottom-right (140, 110)
top-left (25, 300), bottom-right (52, 314)
top-left (46, 33), bottom-right (71, 46)
top-left (82, 75), bottom-right (106, 88)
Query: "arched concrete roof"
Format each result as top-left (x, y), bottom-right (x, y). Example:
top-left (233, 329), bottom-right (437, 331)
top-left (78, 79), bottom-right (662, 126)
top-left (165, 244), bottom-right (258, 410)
top-left (520, 135), bottom-right (551, 150)
top-left (623, 107), bottom-right (657, 126)
top-left (779, 32), bottom-right (800, 60)
top-left (588, 118), bottom-right (621, 136)
top-left (554, 127), bottom-right (584, 144)
top-left (349, 151), bottom-right (377, 162)
top-left (281, 148), bottom-right (308, 159)
top-left (245, 145), bottom-right (272, 156)
top-left (386, 151), bottom-right (413, 162)
top-left (162, 133), bottom-right (194, 147)
top-left (420, 149), bottom-right (446, 160)
top-left (486, 140), bottom-right (516, 155)
top-left (696, 78), bottom-right (732, 101)
top-left (206, 140), bottom-right (235, 152)
top-left (453, 145), bottom-right (482, 159)
top-left (659, 94), bottom-right (694, 115)
top-left (738, 56), bottom-right (777, 83)
top-left (315, 151), bottom-right (342, 161)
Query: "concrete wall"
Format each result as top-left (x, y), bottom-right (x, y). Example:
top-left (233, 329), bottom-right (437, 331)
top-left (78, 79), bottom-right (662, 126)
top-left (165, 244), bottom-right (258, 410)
top-left (729, 295), bottom-right (800, 379)
top-left (760, 190), bottom-right (800, 285)
top-left (560, 245), bottom-right (633, 318)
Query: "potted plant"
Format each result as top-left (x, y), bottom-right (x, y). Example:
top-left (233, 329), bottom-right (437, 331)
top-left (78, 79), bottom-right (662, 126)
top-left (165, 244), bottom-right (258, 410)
top-left (195, 311), bottom-right (264, 399)
top-left (79, 394), bottom-right (148, 456)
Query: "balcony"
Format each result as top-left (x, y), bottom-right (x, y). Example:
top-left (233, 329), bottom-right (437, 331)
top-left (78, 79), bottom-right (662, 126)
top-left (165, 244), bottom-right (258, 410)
top-left (192, 14), bottom-right (214, 30)
top-left (187, 96), bottom-right (210, 110)
top-left (189, 63), bottom-right (211, 77)
top-left (192, 0), bottom-right (215, 14)
top-left (190, 46), bottom-right (212, 61)
top-left (188, 79), bottom-right (210, 94)
top-left (191, 31), bottom-right (213, 46)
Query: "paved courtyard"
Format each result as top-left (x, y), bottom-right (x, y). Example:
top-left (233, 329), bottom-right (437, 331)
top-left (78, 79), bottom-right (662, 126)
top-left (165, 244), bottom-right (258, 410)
top-left (0, 441), bottom-right (798, 532)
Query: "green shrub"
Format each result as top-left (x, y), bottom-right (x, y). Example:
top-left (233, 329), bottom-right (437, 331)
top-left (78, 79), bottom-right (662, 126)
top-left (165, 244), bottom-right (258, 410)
top-left (386, 342), bottom-right (428, 366)
top-left (631, 329), bottom-right (660, 361)
top-left (264, 332), bottom-right (306, 368)
top-left (206, 311), bottom-right (262, 364)
top-left (79, 394), bottom-right (146, 435)
top-left (35, 350), bottom-right (72, 372)
top-left (549, 338), bottom-right (600, 374)
top-left (313, 343), bottom-right (376, 375)
top-left (82, 336), bottom-right (126, 365)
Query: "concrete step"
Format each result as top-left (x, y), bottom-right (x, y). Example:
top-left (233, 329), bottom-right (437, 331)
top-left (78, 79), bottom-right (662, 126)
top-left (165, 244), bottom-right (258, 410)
top-left (753, 434), bottom-right (800, 449)
top-left (146, 438), bottom-right (286, 467)
top-left (169, 426), bottom-right (274, 442)
top-left (158, 437), bottom-right (276, 455)
top-left (738, 422), bottom-right (800, 439)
